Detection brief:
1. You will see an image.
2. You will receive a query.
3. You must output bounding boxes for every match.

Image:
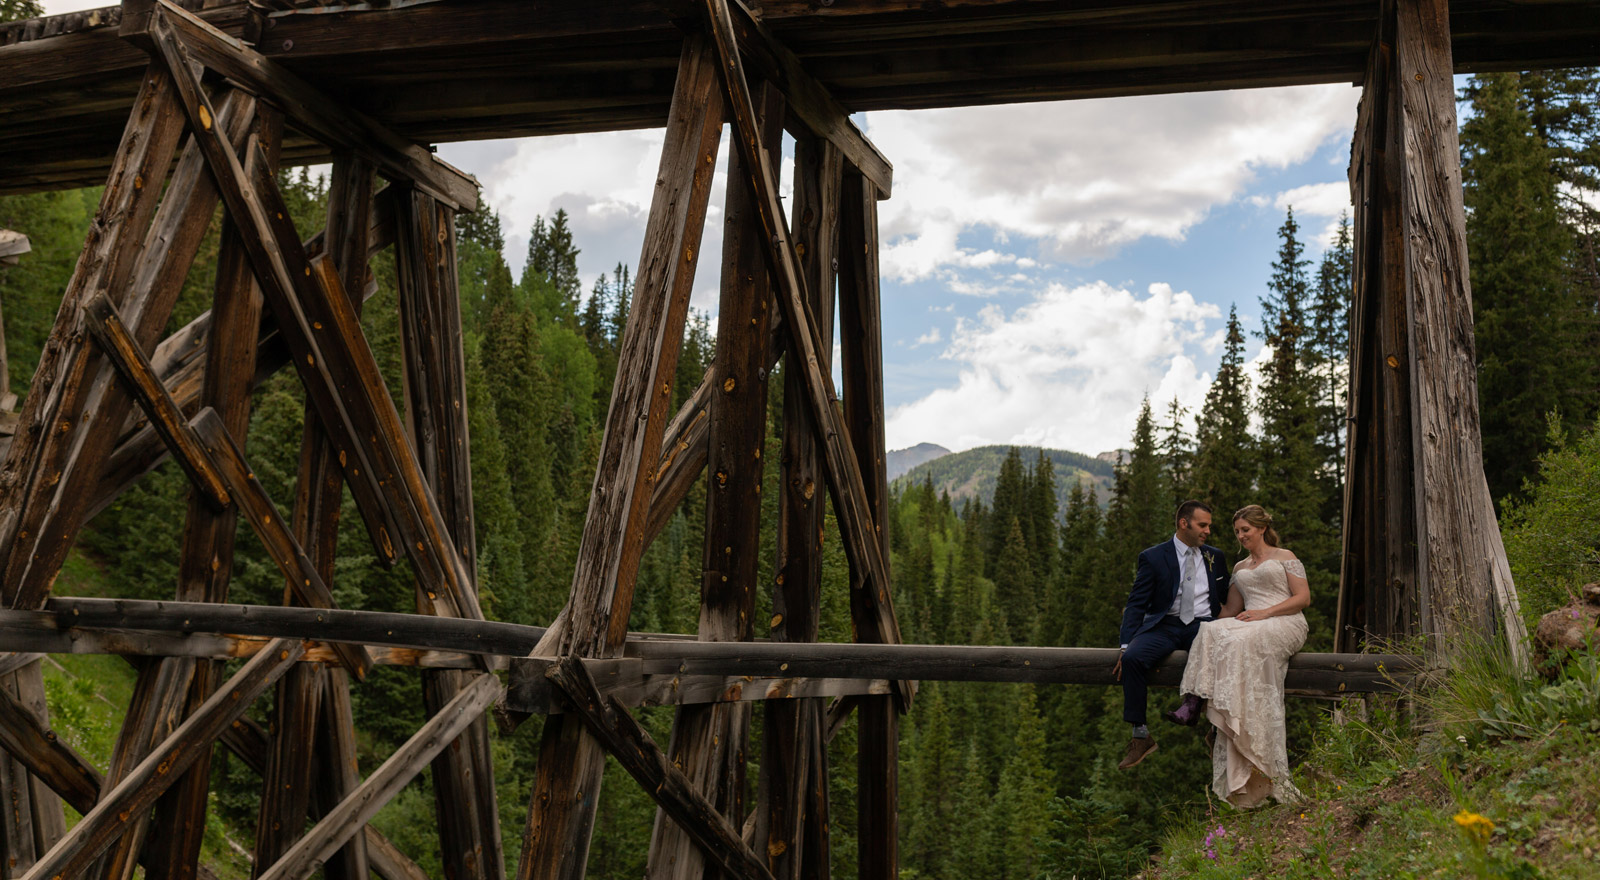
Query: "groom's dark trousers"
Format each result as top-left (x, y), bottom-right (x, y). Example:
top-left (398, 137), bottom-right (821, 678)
top-left (1121, 615), bottom-right (1201, 724)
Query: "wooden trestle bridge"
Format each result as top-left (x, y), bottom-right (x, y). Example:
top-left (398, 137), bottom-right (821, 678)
top-left (0, 0), bottom-right (1592, 878)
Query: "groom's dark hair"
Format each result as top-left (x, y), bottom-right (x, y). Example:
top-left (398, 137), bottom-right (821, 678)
top-left (1175, 500), bottom-right (1212, 525)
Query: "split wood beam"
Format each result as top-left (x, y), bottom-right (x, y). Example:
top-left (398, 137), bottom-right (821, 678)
top-left (645, 76), bottom-right (784, 880)
top-left (88, 190), bottom-right (397, 526)
top-left (189, 409), bottom-right (374, 678)
top-left (543, 656), bottom-right (777, 880)
top-left (254, 673), bottom-right (503, 880)
top-left (516, 32), bottom-right (725, 880)
top-left (120, 0), bottom-right (477, 210)
top-left (259, 152), bottom-right (375, 880)
top-left (396, 189), bottom-right (503, 880)
top-left (702, 0), bottom-right (910, 704)
top-left (17, 639), bottom-right (304, 880)
top-left (838, 170), bottom-right (899, 880)
top-left (721, 0), bottom-right (892, 199)
top-left (759, 132), bottom-right (843, 880)
top-left (1336, 0), bottom-right (1528, 663)
top-left (143, 8), bottom-right (488, 635)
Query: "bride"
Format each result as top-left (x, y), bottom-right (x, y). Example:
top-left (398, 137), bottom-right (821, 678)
top-left (1170, 504), bottom-right (1310, 808)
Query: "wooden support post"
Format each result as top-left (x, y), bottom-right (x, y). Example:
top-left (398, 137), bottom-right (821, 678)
top-left (544, 658), bottom-right (777, 880)
top-left (283, 153), bottom-right (375, 880)
top-left (0, 685), bottom-right (104, 817)
top-left (18, 639), bottom-right (304, 880)
top-left (515, 32), bottom-right (725, 880)
top-left (396, 189), bottom-right (504, 880)
top-left (760, 132), bottom-right (843, 880)
top-left (253, 674), bottom-right (503, 880)
top-left (1337, 0), bottom-right (1528, 662)
top-left (837, 172), bottom-right (899, 880)
top-left (702, 0), bottom-right (909, 705)
top-left (646, 77), bottom-right (784, 880)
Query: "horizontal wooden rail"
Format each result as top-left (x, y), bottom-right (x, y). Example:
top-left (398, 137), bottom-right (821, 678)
top-left (11, 598), bottom-right (1419, 703)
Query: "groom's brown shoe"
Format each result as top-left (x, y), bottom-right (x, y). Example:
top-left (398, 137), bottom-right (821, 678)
top-left (1118, 736), bottom-right (1158, 770)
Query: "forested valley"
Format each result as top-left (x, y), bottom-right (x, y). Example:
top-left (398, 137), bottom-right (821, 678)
top-left (1, 2), bottom-right (1597, 864)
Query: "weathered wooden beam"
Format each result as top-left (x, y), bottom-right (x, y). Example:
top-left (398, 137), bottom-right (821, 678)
top-left (511, 658), bottom-right (892, 716)
top-left (837, 169), bottom-right (899, 880)
top-left (703, 0), bottom-right (909, 706)
top-left (544, 656), bottom-right (777, 880)
top-left (0, 681), bottom-right (103, 816)
top-left (517, 32), bottom-right (726, 880)
top-left (760, 132), bottom-right (842, 880)
top-left (119, 0), bottom-right (477, 210)
top-left (396, 189), bottom-right (503, 880)
top-left (723, 0), bottom-right (892, 198)
top-left (0, 653), bottom-right (42, 678)
top-left (284, 152), bottom-right (374, 880)
top-left (253, 673), bottom-right (503, 880)
top-left (17, 638), bottom-right (303, 880)
top-left (646, 77), bottom-right (783, 880)
top-left (0, 60), bottom-right (187, 610)
top-left (188, 409), bottom-right (373, 678)
top-left (83, 293), bottom-right (230, 510)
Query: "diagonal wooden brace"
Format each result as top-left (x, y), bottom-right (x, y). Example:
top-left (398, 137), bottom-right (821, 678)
top-left (0, 683), bottom-right (103, 816)
top-left (17, 639), bottom-right (305, 880)
top-left (545, 656), bottom-right (776, 880)
top-left (700, 0), bottom-right (909, 702)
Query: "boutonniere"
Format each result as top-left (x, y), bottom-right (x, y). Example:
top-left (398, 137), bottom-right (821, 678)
top-left (1203, 550), bottom-right (1216, 569)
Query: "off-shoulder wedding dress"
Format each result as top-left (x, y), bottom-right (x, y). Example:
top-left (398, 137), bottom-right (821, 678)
top-left (1180, 557), bottom-right (1309, 808)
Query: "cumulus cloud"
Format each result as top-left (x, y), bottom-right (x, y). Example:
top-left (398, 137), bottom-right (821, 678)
top-left (885, 281), bottom-right (1222, 454)
top-left (863, 84), bottom-right (1358, 282)
top-left (1257, 181), bottom-right (1354, 248)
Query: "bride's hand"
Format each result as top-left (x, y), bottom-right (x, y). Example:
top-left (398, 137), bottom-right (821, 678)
top-left (1235, 609), bottom-right (1265, 622)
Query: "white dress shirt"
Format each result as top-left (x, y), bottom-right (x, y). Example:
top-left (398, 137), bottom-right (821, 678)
top-left (1168, 535), bottom-right (1212, 619)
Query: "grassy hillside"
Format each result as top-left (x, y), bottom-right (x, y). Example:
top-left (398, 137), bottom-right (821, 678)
top-left (1143, 641), bottom-right (1600, 880)
top-left (892, 443), bottom-right (1116, 513)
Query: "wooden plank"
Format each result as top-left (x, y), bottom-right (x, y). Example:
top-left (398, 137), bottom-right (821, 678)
top-left (703, 0), bottom-right (909, 703)
top-left (253, 673), bottom-right (503, 880)
top-left (0, 61), bottom-right (187, 610)
top-left (1391, 0), bottom-right (1529, 662)
top-left (723, 0), bottom-right (892, 198)
top-left (88, 185), bottom-right (397, 536)
top-left (837, 171), bottom-right (899, 880)
top-left (396, 189), bottom-right (503, 880)
top-left (253, 666), bottom-right (324, 876)
top-left (286, 152), bottom-right (375, 880)
top-left (83, 293), bottom-right (230, 510)
top-left (543, 656), bottom-right (777, 880)
top-left (760, 132), bottom-right (842, 880)
top-left (0, 677), bottom-right (102, 816)
top-left (646, 76), bottom-right (784, 880)
top-left (120, 0), bottom-right (478, 210)
top-left (188, 409), bottom-right (373, 678)
top-left (516, 32), bottom-right (726, 880)
top-left (17, 639), bottom-right (303, 880)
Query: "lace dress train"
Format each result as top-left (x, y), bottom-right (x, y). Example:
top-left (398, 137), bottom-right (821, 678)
top-left (1179, 558), bottom-right (1309, 808)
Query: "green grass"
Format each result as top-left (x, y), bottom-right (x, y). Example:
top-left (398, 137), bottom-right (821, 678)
top-left (1146, 640), bottom-right (1600, 880)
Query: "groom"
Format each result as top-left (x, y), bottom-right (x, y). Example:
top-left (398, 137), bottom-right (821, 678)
top-left (1113, 500), bottom-right (1231, 769)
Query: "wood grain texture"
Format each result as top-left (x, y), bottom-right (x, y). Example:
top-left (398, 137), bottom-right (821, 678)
top-left (516, 33), bottom-right (725, 880)
top-left (17, 639), bottom-right (303, 880)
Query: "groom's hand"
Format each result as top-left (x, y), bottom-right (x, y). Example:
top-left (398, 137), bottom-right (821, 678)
top-left (1112, 652), bottom-right (1123, 681)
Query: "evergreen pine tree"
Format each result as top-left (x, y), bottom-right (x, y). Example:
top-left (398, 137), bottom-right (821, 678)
top-left (1161, 396), bottom-right (1194, 506)
top-left (1462, 72), bottom-right (1588, 501)
top-left (992, 516), bottom-right (1035, 644)
top-left (1192, 306), bottom-right (1256, 548)
top-left (993, 685), bottom-right (1057, 880)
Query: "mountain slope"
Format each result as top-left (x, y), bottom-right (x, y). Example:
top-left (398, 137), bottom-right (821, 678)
top-left (892, 444), bottom-right (1116, 513)
top-left (886, 442), bottom-right (952, 481)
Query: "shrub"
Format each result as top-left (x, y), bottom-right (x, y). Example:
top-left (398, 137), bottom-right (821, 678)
top-left (1500, 414), bottom-right (1600, 624)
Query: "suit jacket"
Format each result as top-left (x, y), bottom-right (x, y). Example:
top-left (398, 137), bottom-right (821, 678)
top-left (1119, 540), bottom-right (1231, 646)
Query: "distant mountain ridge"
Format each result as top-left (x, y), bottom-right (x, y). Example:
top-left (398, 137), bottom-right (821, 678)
top-left (886, 442), bottom-right (952, 481)
top-left (891, 444), bottom-right (1117, 514)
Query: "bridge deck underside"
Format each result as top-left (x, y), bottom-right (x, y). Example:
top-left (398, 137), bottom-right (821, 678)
top-left (1, 0), bottom-right (1598, 193)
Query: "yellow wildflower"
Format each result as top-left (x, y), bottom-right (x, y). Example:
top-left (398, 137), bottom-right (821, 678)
top-left (1453, 810), bottom-right (1494, 847)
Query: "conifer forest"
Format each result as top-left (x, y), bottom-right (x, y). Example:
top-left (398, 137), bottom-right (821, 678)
top-left (1, 0), bottom-right (1596, 866)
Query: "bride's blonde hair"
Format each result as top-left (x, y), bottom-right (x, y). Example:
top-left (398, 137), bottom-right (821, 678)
top-left (1233, 504), bottom-right (1280, 547)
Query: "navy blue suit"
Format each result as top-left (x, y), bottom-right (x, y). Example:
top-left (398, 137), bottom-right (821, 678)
top-left (1119, 540), bottom-right (1230, 725)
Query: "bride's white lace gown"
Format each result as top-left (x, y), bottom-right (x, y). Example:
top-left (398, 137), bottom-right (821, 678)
top-left (1180, 557), bottom-right (1309, 808)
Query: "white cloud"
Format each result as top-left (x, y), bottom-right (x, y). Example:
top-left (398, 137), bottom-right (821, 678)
top-left (885, 281), bottom-right (1221, 454)
top-left (864, 84), bottom-right (1358, 281)
top-left (912, 328), bottom-right (942, 347)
